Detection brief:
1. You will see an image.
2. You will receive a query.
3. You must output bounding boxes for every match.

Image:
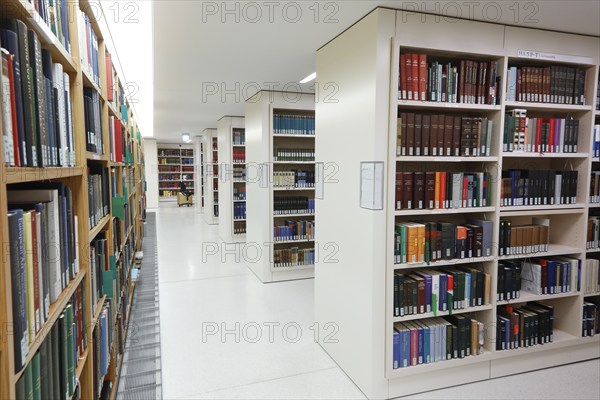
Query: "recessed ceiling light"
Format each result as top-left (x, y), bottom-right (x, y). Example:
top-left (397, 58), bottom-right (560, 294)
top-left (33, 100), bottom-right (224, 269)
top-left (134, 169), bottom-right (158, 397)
top-left (182, 133), bottom-right (191, 143)
top-left (300, 72), bottom-right (316, 84)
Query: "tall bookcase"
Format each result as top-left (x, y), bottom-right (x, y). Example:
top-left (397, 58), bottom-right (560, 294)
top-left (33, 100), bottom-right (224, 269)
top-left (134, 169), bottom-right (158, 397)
top-left (193, 136), bottom-right (205, 213)
top-left (246, 91), bottom-right (316, 283)
top-left (0, 1), bottom-right (146, 399)
top-left (157, 144), bottom-right (194, 201)
top-left (217, 116), bottom-right (246, 243)
top-left (315, 8), bottom-right (600, 399)
top-left (202, 128), bottom-right (219, 225)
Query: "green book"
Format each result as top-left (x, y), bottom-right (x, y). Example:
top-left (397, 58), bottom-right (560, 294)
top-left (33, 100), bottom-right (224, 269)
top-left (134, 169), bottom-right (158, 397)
top-left (32, 351), bottom-right (41, 400)
top-left (58, 313), bottom-right (68, 400)
top-left (65, 304), bottom-right (75, 397)
top-left (24, 360), bottom-right (33, 400)
top-left (16, 372), bottom-right (25, 400)
top-left (50, 323), bottom-right (60, 400)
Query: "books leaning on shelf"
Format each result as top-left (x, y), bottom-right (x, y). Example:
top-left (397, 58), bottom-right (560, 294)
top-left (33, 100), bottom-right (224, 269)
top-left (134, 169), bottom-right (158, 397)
top-left (88, 165), bottom-right (110, 228)
top-left (90, 234), bottom-right (110, 307)
top-left (500, 169), bottom-right (578, 207)
top-left (393, 266), bottom-right (490, 317)
top-left (273, 247), bottom-right (315, 268)
top-left (396, 113), bottom-right (493, 157)
top-left (273, 171), bottom-right (315, 189)
top-left (503, 111), bottom-right (579, 153)
top-left (274, 220), bottom-right (314, 242)
top-left (234, 221), bottom-right (246, 235)
top-left (506, 65), bottom-right (586, 105)
top-left (0, 19), bottom-right (76, 167)
top-left (233, 130), bottom-right (245, 145)
top-left (77, 9), bottom-right (100, 85)
top-left (501, 257), bottom-right (581, 298)
top-left (393, 316), bottom-right (485, 369)
top-left (234, 202), bottom-right (246, 220)
top-left (398, 53), bottom-right (500, 105)
top-left (498, 218), bottom-right (549, 256)
top-left (582, 300), bottom-right (600, 337)
top-left (84, 87), bottom-right (104, 154)
top-left (273, 148), bottom-right (315, 162)
top-left (395, 171), bottom-right (491, 210)
top-left (15, 287), bottom-right (85, 400)
top-left (273, 196), bottom-right (315, 215)
top-left (393, 219), bottom-right (493, 265)
top-left (583, 259), bottom-right (600, 294)
top-left (586, 217), bottom-right (600, 250)
top-left (233, 186), bottom-right (246, 200)
top-left (233, 148), bottom-right (246, 163)
top-left (273, 114), bottom-right (315, 135)
top-left (496, 302), bottom-right (554, 351)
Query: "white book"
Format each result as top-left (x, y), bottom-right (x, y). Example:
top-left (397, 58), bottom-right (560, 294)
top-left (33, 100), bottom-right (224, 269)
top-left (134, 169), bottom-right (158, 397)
top-left (52, 62), bottom-right (67, 166)
top-left (453, 173), bottom-right (462, 209)
top-left (34, 211), bottom-right (45, 327)
top-left (555, 173), bottom-right (562, 205)
top-left (64, 72), bottom-right (75, 166)
top-left (521, 261), bottom-right (543, 295)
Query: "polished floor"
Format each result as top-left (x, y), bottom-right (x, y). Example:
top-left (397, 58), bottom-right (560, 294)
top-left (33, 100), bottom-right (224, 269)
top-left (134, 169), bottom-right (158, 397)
top-left (156, 204), bottom-right (600, 400)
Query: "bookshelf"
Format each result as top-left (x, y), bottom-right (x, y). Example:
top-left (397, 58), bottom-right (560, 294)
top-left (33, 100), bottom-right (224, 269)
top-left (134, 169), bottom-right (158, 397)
top-left (245, 91), bottom-right (316, 282)
top-left (201, 128), bottom-right (219, 225)
top-left (315, 8), bottom-right (600, 399)
top-left (193, 136), bottom-right (205, 213)
top-left (0, 1), bottom-right (146, 399)
top-left (157, 144), bottom-right (194, 201)
top-left (217, 116), bottom-right (246, 243)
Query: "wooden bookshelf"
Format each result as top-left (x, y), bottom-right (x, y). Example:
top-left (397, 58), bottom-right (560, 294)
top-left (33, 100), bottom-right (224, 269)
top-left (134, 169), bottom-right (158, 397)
top-left (0, 2), bottom-right (146, 399)
top-left (315, 7), bottom-right (600, 399)
top-left (217, 117), bottom-right (246, 242)
top-left (245, 91), bottom-right (316, 282)
top-left (157, 144), bottom-right (195, 201)
top-left (202, 129), bottom-right (219, 225)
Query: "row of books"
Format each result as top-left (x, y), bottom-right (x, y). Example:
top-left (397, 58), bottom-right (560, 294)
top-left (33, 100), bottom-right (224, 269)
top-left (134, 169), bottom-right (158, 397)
top-left (503, 112), bottom-right (580, 153)
top-left (84, 87), bottom-right (103, 154)
top-left (583, 259), bottom-right (600, 294)
top-left (233, 186), bottom-right (246, 200)
top-left (500, 169), bottom-right (578, 207)
top-left (273, 148), bottom-right (315, 162)
top-left (182, 149), bottom-right (193, 157)
top-left (88, 166), bottom-right (110, 228)
top-left (273, 114), bottom-right (315, 135)
top-left (7, 185), bottom-right (80, 371)
top-left (582, 300), bottom-right (600, 337)
top-left (498, 219), bottom-right (549, 256)
top-left (395, 171), bottom-right (491, 210)
top-left (506, 65), bottom-right (586, 105)
top-left (497, 261), bottom-right (522, 301)
top-left (234, 202), bottom-right (246, 220)
top-left (273, 247), bottom-right (315, 268)
top-left (233, 129), bottom-right (245, 145)
top-left (90, 235), bottom-right (110, 309)
top-left (233, 149), bottom-right (245, 163)
top-left (1, 19), bottom-right (76, 167)
top-left (182, 157), bottom-right (194, 165)
top-left (519, 257), bottom-right (580, 296)
top-left (77, 10), bottom-right (100, 86)
top-left (32, 0), bottom-right (71, 53)
top-left (393, 219), bottom-right (493, 265)
top-left (587, 217), bottom-right (600, 250)
top-left (393, 267), bottom-right (490, 317)
top-left (274, 220), bottom-right (315, 242)
top-left (593, 125), bottom-right (600, 158)
top-left (158, 174), bottom-right (180, 182)
top-left (397, 114), bottom-right (493, 157)
top-left (398, 54), bottom-right (500, 105)
top-left (158, 149), bottom-right (181, 157)
top-left (159, 157), bottom-right (179, 165)
top-left (16, 287), bottom-right (85, 400)
top-left (232, 165), bottom-right (245, 181)
top-left (108, 116), bottom-right (125, 163)
top-left (273, 196), bottom-right (315, 215)
top-left (392, 316), bottom-right (485, 369)
top-left (158, 165), bottom-right (179, 173)
top-left (496, 302), bottom-right (554, 351)
top-left (92, 300), bottom-right (114, 400)
top-left (273, 171), bottom-right (315, 188)
top-left (234, 220), bottom-right (246, 235)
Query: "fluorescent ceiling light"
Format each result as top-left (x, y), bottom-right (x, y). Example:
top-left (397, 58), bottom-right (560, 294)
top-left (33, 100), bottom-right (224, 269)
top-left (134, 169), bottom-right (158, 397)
top-left (182, 133), bottom-right (191, 143)
top-left (300, 72), bottom-right (316, 84)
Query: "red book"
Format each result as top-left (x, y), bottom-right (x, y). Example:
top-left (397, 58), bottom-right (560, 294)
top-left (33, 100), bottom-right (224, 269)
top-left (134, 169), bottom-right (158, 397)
top-left (6, 52), bottom-right (20, 166)
top-left (459, 60), bottom-right (466, 103)
top-left (400, 54), bottom-right (407, 100)
top-left (114, 118), bottom-right (123, 162)
top-left (462, 176), bottom-right (469, 208)
top-left (440, 171), bottom-right (447, 209)
top-left (548, 118), bottom-right (556, 153)
top-left (419, 54), bottom-right (427, 101)
top-left (535, 117), bottom-right (543, 153)
top-left (446, 274), bottom-right (454, 311)
top-left (517, 68), bottom-right (523, 102)
top-left (411, 54), bottom-right (419, 101)
top-left (405, 54), bottom-right (413, 100)
top-left (425, 172), bottom-right (436, 209)
top-left (396, 171), bottom-right (404, 210)
top-left (410, 328), bottom-right (418, 366)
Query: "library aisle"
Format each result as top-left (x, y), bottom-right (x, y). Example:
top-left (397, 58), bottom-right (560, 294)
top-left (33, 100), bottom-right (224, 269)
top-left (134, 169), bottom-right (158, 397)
top-left (154, 205), bottom-right (600, 400)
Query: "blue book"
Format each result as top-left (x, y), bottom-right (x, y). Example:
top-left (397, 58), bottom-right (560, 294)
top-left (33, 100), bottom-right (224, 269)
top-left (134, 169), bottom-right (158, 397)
top-left (439, 274), bottom-right (447, 311)
top-left (416, 324), bottom-right (424, 364)
top-left (393, 328), bottom-right (400, 369)
top-left (421, 323), bottom-right (430, 364)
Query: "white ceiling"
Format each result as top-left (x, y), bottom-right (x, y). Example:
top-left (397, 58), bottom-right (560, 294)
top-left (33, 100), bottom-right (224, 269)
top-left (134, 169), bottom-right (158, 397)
top-left (152, 0), bottom-right (600, 141)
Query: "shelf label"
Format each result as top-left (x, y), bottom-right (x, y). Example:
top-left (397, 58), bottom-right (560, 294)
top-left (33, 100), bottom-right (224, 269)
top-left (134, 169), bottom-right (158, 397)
top-left (360, 161), bottom-right (384, 210)
top-left (516, 50), bottom-right (592, 64)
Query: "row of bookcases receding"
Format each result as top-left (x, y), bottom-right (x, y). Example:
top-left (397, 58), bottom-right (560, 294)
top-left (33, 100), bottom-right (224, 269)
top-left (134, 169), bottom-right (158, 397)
top-left (201, 129), bottom-right (219, 225)
top-left (157, 144), bottom-right (194, 201)
top-left (0, 1), bottom-right (147, 399)
top-left (314, 7), bottom-right (600, 399)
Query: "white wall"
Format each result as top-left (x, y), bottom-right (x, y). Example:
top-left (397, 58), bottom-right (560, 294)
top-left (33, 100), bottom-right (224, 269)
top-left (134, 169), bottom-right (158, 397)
top-left (144, 139), bottom-right (159, 209)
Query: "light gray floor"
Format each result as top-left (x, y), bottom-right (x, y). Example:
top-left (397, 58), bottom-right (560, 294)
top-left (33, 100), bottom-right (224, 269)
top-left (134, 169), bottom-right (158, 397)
top-left (157, 203), bottom-right (600, 399)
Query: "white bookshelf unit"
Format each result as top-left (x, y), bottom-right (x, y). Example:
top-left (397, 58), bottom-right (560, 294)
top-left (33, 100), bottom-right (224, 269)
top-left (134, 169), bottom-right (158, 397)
top-left (315, 8), bottom-right (600, 399)
top-left (194, 137), bottom-right (205, 213)
top-left (157, 144), bottom-right (195, 201)
top-left (217, 117), bottom-right (247, 243)
top-left (202, 128), bottom-right (219, 225)
top-left (246, 91), bottom-right (316, 282)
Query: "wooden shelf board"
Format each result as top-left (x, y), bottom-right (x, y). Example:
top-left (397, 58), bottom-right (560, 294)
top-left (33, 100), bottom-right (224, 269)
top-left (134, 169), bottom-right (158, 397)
top-left (504, 101), bottom-right (592, 112)
top-left (584, 292), bottom-right (600, 297)
top-left (396, 100), bottom-right (501, 111)
top-left (386, 351), bottom-right (495, 378)
top-left (496, 290), bottom-right (580, 305)
top-left (586, 248), bottom-right (600, 253)
top-left (3, 166), bottom-right (84, 184)
top-left (394, 256), bottom-right (494, 270)
top-left (81, 69), bottom-right (104, 100)
top-left (499, 205), bottom-right (585, 215)
top-left (589, 203), bottom-right (600, 208)
top-left (392, 304), bottom-right (493, 323)
top-left (396, 156), bottom-right (498, 162)
top-left (75, 346), bottom-right (90, 381)
top-left (89, 215), bottom-right (110, 242)
top-left (501, 152), bottom-right (589, 159)
top-left (395, 207), bottom-right (495, 216)
top-left (92, 296), bottom-right (107, 326)
top-left (86, 152), bottom-right (108, 162)
top-left (107, 102), bottom-right (120, 117)
top-left (11, 270), bottom-right (86, 383)
top-left (498, 244), bottom-right (582, 261)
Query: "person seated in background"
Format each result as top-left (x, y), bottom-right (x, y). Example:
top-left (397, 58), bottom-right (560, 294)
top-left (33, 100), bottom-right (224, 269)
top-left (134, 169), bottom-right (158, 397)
top-left (179, 181), bottom-right (193, 201)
